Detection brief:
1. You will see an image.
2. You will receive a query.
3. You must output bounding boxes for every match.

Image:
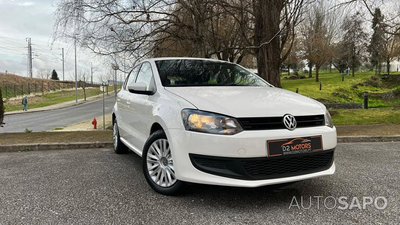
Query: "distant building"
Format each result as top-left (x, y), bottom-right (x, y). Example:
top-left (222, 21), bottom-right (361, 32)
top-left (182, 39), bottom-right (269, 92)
top-left (383, 60), bottom-right (400, 72)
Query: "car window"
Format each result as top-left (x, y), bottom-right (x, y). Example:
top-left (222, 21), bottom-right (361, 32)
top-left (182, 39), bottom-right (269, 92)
top-left (135, 62), bottom-right (155, 91)
top-left (124, 65), bottom-right (140, 90)
top-left (155, 59), bottom-right (271, 87)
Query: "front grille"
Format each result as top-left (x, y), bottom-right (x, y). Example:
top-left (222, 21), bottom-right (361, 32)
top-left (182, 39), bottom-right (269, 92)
top-left (241, 151), bottom-right (334, 179)
top-left (190, 150), bottom-right (334, 180)
top-left (237, 115), bottom-right (325, 130)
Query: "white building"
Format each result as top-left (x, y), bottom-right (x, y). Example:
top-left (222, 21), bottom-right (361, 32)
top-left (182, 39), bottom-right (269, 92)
top-left (385, 60), bottom-right (400, 72)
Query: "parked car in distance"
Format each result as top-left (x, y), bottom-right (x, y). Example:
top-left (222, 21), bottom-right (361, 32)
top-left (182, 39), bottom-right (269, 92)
top-left (112, 57), bottom-right (337, 195)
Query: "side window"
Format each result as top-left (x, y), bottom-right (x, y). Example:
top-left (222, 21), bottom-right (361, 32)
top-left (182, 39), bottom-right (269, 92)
top-left (124, 65), bottom-right (140, 90)
top-left (135, 62), bottom-right (155, 91)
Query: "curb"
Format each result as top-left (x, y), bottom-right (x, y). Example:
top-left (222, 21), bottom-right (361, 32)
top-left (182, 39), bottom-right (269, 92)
top-left (1, 136), bottom-right (400, 153)
top-left (337, 135), bottom-right (400, 143)
top-left (0, 142), bottom-right (113, 153)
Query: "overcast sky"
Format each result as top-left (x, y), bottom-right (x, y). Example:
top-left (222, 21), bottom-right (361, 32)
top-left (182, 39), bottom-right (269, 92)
top-left (1, 0), bottom-right (399, 82)
top-left (0, 0), bottom-right (106, 82)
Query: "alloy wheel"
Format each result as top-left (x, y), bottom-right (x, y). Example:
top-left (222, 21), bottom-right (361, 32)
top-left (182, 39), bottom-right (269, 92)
top-left (146, 138), bottom-right (176, 187)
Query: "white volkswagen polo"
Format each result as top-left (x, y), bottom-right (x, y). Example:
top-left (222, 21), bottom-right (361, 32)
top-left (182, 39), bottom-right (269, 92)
top-left (112, 57), bottom-right (337, 195)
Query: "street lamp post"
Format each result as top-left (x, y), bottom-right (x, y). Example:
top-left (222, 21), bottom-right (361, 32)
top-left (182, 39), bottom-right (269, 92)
top-left (111, 63), bottom-right (119, 98)
top-left (102, 83), bottom-right (105, 130)
top-left (74, 36), bottom-right (78, 103)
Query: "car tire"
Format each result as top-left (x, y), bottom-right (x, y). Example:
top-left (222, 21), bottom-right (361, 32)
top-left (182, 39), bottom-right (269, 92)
top-left (143, 130), bottom-right (186, 195)
top-left (113, 119), bottom-right (128, 154)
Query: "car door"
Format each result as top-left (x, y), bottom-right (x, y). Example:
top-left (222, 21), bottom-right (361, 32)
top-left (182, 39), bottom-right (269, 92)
top-left (117, 65), bottom-right (141, 141)
top-left (125, 62), bottom-right (157, 151)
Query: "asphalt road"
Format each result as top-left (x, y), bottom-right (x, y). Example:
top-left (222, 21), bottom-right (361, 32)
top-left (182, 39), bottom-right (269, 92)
top-left (0, 142), bottom-right (398, 224)
top-left (0, 96), bottom-right (116, 133)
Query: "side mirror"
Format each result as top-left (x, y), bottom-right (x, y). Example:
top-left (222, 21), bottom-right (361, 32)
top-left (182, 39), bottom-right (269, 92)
top-left (128, 82), bottom-right (154, 95)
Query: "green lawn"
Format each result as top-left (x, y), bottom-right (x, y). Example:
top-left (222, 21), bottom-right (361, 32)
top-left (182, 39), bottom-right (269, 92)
top-left (4, 87), bottom-right (114, 112)
top-left (4, 72), bottom-right (400, 126)
top-left (282, 71), bottom-right (399, 106)
top-left (331, 108), bottom-right (400, 125)
top-left (281, 70), bottom-right (400, 125)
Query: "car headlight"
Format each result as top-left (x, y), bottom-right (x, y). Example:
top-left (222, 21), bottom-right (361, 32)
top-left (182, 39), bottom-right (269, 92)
top-left (325, 110), bottom-right (334, 128)
top-left (181, 109), bottom-right (243, 135)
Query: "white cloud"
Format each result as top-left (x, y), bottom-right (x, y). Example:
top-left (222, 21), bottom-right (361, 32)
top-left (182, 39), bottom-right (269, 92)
top-left (18, 1), bottom-right (34, 6)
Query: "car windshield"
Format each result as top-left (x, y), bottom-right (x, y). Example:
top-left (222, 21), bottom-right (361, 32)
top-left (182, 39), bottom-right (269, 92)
top-left (155, 59), bottom-right (270, 87)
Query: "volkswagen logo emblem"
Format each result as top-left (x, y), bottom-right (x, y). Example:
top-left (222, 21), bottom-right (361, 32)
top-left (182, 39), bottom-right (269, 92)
top-left (283, 114), bottom-right (297, 131)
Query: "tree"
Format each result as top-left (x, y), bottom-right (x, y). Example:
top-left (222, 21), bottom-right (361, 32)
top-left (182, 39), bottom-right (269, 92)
top-left (51, 69), bottom-right (60, 80)
top-left (341, 12), bottom-right (369, 77)
top-left (78, 70), bottom-right (90, 101)
top-left (301, 2), bottom-right (336, 82)
top-left (384, 36), bottom-right (400, 74)
top-left (0, 87), bottom-right (5, 127)
top-left (282, 36), bottom-right (303, 76)
top-left (332, 41), bottom-right (350, 73)
top-left (339, 1), bottom-right (400, 74)
top-left (153, 0), bottom-right (253, 64)
top-left (53, 0), bottom-right (311, 87)
top-left (37, 69), bottom-right (51, 79)
top-left (368, 8), bottom-right (386, 74)
top-left (252, 0), bottom-right (308, 87)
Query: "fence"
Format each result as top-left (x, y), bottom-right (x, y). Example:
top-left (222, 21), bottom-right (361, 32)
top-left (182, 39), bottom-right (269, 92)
top-left (0, 81), bottom-right (101, 99)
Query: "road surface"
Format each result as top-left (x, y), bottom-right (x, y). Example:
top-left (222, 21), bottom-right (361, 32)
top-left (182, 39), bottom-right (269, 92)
top-left (0, 142), bottom-right (398, 224)
top-left (0, 96), bottom-right (116, 133)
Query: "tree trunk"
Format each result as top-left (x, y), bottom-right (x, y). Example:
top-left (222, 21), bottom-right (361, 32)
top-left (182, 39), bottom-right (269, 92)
top-left (387, 59), bottom-right (391, 75)
top-left (253, 0), bottom-right (284, 88)
top-left (308, 62), bottom-right (313, 78)
top-left (315, 66), bottom-right (320, 82)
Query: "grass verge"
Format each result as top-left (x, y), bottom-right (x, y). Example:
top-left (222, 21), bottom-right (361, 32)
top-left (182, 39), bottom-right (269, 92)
top-left (330, 108), bottom-right (400, 125)
top-left (4, 87), bottom-right (116, 112)
top-left (0, 131), bottom-right (113, 145)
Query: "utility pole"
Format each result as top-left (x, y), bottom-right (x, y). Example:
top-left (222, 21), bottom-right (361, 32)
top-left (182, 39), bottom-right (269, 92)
top-left (61, 48), bottom-right (65, 81)
top-left (73, 0), bottom-right (79, 104)
top-left (74, 36), bottom-right (78, 103)
top-left (26, 38), bottom-right (32, 78)
top-left (90, 62), bottom-right (93, 84)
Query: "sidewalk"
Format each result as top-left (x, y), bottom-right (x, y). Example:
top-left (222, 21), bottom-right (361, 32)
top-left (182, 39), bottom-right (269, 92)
top-left (4, 95), bottom-right (104, 115)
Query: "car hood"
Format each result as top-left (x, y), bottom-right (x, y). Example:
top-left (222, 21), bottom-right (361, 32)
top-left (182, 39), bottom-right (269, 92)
top-left (164, 86), bottom-right (326, 117)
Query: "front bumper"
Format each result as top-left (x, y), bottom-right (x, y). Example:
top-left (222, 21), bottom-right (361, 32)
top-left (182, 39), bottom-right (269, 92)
top-left (167, 126), bottom-right (337, 187)
top-left (190, 149), bottom-right (334, 180)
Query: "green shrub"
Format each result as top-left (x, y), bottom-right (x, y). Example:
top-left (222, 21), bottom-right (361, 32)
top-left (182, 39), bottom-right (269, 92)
top-left (25, 128), bottom-right (32, 133)
top-left (393, 86), bottom-right (400, 96)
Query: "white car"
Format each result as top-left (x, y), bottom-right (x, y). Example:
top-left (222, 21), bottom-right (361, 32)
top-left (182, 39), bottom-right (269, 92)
top-left (112, 57), bottom-right (337, 195)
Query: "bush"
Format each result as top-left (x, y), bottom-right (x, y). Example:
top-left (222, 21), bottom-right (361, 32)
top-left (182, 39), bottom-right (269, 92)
top-left (393, 86), bottom-right (400, 97)
top-left (364, 75), bottom-right (381, 87)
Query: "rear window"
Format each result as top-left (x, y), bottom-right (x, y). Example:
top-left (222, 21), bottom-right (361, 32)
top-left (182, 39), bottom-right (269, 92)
top-left (155, 59), bottom-right (269, 87)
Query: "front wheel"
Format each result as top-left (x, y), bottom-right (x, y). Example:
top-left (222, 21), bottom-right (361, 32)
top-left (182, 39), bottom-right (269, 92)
top-left (142, 130), bottom-right (186, 195)
top-left (113, 119), bottom-right (128, 154)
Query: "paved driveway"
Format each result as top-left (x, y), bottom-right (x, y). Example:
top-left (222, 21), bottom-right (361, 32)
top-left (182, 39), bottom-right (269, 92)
top-left (0, 142), bottom-right (399, 224)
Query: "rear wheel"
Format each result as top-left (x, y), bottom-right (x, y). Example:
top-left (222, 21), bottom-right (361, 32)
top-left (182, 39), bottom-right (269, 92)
top-left (143, 130), bottom-right (186, 195)
top-left (113, 119), bottom-right (128, 154)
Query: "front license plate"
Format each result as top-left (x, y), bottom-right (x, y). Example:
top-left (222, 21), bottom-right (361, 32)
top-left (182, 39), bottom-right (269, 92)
top-left (267, 136), bottom-right (323, 157)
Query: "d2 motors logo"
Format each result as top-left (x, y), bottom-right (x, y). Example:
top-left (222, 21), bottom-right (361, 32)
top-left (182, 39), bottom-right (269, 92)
top-left (281, 138), bottom-right (312, 154)
top-left (267, 136), bottom-right (322, 157)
